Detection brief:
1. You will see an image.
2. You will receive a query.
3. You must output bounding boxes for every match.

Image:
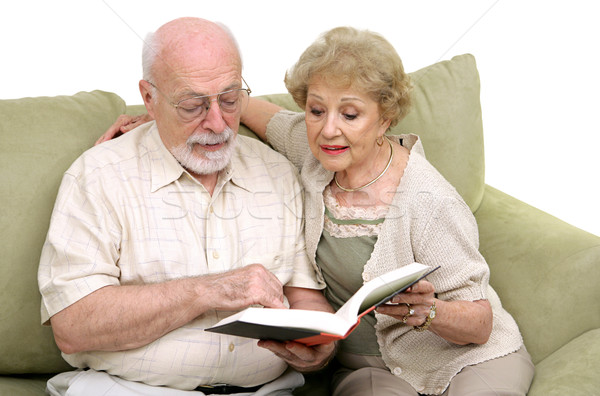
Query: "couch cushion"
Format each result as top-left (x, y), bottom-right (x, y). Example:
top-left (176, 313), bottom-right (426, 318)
top-left (394, 54), bottom-right (484, 212)
top-left (251, 54), bottom-right (485, 212)
top-left (527, 329), bottom-right (600, 396)
top-left (0, 91), bottom-right (126, 374)
top-left (0, 375), bottom-right (49, 395)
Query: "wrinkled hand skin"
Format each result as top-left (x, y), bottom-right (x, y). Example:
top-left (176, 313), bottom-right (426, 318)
top-left (95, 113), bottom-right (153, 145)
top-left (258, 339), bottom-right (337, 373)
top-left (376, 280), bottom-right (436, 326)
top-left (204, 264), bottom-right (287, 311)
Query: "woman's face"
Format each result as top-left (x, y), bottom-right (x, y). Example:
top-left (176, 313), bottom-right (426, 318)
top-left (304, 78), bottom-right (391, 174)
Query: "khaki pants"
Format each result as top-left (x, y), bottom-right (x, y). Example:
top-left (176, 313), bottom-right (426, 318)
top-left (332, 346), bottom-right (534, 396)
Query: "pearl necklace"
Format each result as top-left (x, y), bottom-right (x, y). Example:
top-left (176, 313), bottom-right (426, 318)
top-left (334, 137), bottom-right (394, 192)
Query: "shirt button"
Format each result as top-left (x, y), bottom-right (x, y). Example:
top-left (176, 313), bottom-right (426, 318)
top-left (392, 367), bottom-right (402, 375)
top-left (209, 207), bottom-right (214, 214)
top-left (362, 273), bottom-right (371, 282)
top-left (212, 251), bottom-right (220, 259)
top-left (228, 343), bottom-right (235, 352)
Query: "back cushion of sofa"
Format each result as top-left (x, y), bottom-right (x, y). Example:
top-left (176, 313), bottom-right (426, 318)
top-left (0, 91), bottom-right (126, 374)
top-left (394, 54), bottom-right (485, 212)
top-left (253, 54), bottom-right (485, 212)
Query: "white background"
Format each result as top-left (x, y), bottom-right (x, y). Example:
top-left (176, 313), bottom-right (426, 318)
top-left (2, 1), bottom-right (599, 237)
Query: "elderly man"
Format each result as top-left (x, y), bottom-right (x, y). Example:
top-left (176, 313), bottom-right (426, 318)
top-left (38, 17), bottom-right (334, 396)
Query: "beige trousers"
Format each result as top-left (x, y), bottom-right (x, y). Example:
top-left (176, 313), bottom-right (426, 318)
top-left (332, 346), bottom-right (534, 396)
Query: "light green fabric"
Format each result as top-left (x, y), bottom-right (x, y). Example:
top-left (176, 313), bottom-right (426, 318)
top-left (475, 185), bottom-right (600, 365)
top-left (527, 329), bottom-right (600, 395)
top-left (317, 229), bottom-right (380, 356)
top-left (392, 54), bottom-right (485, 212)
top-left (0, 91), bottom-right (126, 375)
top-left (0, 375), bottom-right (49, 396)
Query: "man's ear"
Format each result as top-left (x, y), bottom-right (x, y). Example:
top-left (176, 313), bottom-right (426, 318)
top-left (139, 80), bottom-right (156, 118)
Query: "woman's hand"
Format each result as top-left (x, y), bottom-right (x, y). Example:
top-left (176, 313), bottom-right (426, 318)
top-left (376, 280), bottom-right (493, 345)
top-left (376, 280), bottom-right (436, 327)
top-left (258, 339), bottom-right (336, 373)
top-left (95, 113), bottom-right (153, 146)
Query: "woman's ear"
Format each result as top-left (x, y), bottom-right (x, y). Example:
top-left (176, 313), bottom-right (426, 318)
top-left (380, 117), bottom-right (392, 134)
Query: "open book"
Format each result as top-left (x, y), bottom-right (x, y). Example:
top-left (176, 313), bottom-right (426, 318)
top-left (205, 262), bottom-right (439, 346)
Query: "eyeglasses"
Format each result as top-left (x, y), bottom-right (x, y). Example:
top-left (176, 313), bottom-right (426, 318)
top-left (147, 77), bottom-right (252, 122)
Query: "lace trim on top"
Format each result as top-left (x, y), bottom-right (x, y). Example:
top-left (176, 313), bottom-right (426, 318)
top-left (323, 185), bottom-right (389, 238)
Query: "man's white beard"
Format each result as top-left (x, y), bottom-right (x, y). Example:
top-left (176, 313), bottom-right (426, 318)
top-left (170, 127), bottom-right (237, 175)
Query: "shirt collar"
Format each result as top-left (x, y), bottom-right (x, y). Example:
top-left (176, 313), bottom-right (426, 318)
top-left (226, 136), bottom-right (259, 193)
top-left (145, 123), bottom-right (186, 193)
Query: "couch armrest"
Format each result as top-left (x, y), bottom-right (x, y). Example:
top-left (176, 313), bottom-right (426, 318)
top-left (474, 185), bottom-right (600, 364)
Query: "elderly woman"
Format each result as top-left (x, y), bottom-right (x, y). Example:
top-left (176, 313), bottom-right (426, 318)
top-left (242, 27), bottom-right (533, 396)
top-left (99, 27), bottom-right (534, 396)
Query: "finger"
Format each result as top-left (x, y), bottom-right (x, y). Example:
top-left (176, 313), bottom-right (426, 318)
top-left (376, 303), bottom-right (413, 317)
top-left (284, 342), bottom-right (320, 361)
top-left (121, 116), bottom-right (144, 132)
top-left (94, 131), bottom-right (112, 146)
top-left (253, 270), bottom-right (285, 308)
top-left (259, 340), bottom-right (334, 370)
top-left (243, 264), bottom-right (286, 308)
top-left (414, 280), bottom-right (435, 295)
top-left (257, 340), bottom-right (290, 356)
top-left (95, 116), bottom-right (129, 146)
top-left (389, 293), bottom-right (408, 304)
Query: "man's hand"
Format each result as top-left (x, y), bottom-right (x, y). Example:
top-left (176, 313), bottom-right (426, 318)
top-left (257, 340), bottom-right (336, 373)
top-left (204, 264), bottom-right (287, 310)
top-left (95, 113), bottom-right (153, 145)
top-left (255, 286), bottom-right (336, 372)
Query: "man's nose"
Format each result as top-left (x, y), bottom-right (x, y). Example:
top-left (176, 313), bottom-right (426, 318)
top-left (202, 97), bottom-right (227, 133)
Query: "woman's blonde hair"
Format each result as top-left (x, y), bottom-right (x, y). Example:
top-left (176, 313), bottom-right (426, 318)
top-left (284, 27), bottom-right (412, 128)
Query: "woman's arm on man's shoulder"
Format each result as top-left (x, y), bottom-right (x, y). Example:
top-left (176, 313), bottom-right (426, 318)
top-left (240, 97), bottom-right (284, 142)
top-left (95, 113), bottom-right (153, 145)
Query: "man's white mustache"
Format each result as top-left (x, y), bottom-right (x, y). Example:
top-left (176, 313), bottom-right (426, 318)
top-left (186, 127), bottom-right (234, 146)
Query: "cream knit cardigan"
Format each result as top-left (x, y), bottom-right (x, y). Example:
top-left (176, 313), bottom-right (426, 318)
top-left (267, 111), bottom-right (523, 395)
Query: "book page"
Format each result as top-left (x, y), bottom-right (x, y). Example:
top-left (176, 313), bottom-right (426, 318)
top-left (217, 306), bottom-right (352, 336)
top-left (334, 263), bottom-right (430, 323)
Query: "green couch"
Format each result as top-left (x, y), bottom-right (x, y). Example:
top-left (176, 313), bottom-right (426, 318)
top-left (1, 54), bottom-right (598, 395)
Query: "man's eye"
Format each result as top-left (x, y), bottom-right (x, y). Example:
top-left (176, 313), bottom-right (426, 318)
top-left (220, 97), bottom-right (239, 108)
top-left (180, 106), bottom-right (202, 113)
top-left (180, 98), bottom-right (208, 109)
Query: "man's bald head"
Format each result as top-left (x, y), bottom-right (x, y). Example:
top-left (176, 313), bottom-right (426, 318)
top-left (142, 17), bottom-right (241, 85)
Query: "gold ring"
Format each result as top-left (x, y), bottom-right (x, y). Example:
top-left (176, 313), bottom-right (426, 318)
top-left (401, 303), bottom-right (415, 323)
